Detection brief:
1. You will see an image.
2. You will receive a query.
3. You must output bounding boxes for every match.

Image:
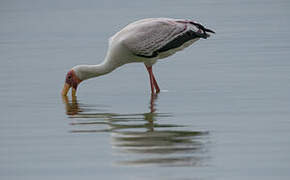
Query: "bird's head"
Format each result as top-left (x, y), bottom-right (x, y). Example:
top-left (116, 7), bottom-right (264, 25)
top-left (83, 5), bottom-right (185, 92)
top-left (61, 69), bottom-right (82, 96)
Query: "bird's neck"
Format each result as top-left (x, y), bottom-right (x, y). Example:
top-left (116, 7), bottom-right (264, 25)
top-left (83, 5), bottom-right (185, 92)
top-left (74, 60), bottom-right (119, 81)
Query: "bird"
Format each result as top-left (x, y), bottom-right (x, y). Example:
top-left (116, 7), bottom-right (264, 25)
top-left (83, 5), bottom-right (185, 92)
top-left (61, 18), bottom-right (215, 97)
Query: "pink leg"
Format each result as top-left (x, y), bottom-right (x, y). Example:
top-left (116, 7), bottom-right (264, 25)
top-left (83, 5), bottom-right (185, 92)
top-left (150, 93), bottom-right (158, 113)
top-left (146, 66), bottom-right (155, 94)
top-left (146, 66), bottom-right (160, 94)
top-left (152, 74), bottom-right (160, 93)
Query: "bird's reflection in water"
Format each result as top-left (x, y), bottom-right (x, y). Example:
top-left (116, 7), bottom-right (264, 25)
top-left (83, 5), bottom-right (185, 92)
top-left (62, 95), bottom-right (210, 167)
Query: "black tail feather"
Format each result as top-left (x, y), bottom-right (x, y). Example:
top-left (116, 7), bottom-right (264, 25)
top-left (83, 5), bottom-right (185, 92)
top-left (189, 21), bottom-right (215, 35)
top-left (204, 28), bottom-right (215, 34)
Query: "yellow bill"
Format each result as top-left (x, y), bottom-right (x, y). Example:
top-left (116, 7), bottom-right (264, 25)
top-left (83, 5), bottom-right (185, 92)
top-left (71, 88), bottom-right (77, 97)
top-left (61, 83), bottom-right (71, 96)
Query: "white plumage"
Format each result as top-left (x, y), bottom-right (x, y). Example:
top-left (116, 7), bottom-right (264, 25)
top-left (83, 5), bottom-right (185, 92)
top-left (61, 18), bottom-right (215, 96)
top-left (123, 18), bottom-right (198, 57)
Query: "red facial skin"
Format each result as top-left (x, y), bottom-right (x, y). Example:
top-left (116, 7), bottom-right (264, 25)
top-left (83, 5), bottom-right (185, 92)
top-left (65, 70), bottom-right (82, 89)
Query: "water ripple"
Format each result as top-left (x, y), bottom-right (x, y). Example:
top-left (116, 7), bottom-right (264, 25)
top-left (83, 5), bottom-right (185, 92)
top-left (62, 95), bottom-right (210, 167)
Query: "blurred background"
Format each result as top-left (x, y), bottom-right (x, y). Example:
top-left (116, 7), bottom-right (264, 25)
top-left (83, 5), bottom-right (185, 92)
top-left (1, 0), bottom-right (290, 179)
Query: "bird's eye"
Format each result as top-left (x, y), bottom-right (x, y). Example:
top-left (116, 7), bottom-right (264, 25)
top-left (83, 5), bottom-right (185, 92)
top-left (68, 75), bottom-right (72, 79)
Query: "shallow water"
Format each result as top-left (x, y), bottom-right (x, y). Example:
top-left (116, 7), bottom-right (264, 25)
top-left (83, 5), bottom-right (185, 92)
top-left (1, 0), bottom-right (290, 179)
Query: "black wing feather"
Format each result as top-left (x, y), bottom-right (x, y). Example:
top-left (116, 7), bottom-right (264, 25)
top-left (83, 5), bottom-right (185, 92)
top-left (135, 30), bottom-right (203, 58)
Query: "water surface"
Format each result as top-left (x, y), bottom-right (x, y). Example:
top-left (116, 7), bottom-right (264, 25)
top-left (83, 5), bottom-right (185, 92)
top-left (1, 0), bottom-right (290, 179)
